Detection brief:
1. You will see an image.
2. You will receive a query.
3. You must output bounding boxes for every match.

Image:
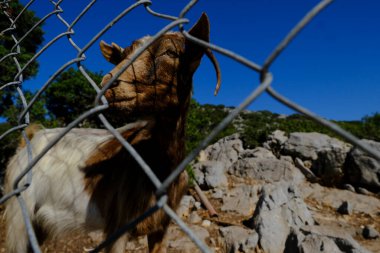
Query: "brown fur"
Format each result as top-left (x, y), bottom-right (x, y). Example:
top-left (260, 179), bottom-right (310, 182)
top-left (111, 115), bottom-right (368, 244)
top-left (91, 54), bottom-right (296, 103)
top-left (19, 124), bottom-right (43, 148)
top-left (83, 13), bottom-right (219, 252)
top-left (4, 13), bottom-right (220, 253)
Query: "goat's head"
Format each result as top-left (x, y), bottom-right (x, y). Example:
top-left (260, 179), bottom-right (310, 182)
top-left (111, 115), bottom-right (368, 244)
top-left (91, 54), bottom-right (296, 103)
top-left (100, 13), bottom-right (220, 119)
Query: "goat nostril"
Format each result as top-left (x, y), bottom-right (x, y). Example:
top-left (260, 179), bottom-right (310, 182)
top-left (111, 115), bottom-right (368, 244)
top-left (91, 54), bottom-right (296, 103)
top-left (110, 81), bottom-right (119, 88)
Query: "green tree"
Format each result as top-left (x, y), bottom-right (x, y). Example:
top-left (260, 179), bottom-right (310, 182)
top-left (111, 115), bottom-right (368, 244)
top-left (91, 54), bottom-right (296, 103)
top-left (0, 1), bottom-right (44, 180)
top-left (3, 90), bottom-right (47, 125)
top-left (360, 113), bottom-right (380, 141)
top-left (0, 67), bottom-right (103, 180)
top-left (240, 111), bottom-right (278, 148)
top-left (185, 99), bottom-right (236, 153)
top-left (0, 0), bottom-right (44, 83)
top-left (0, 0), bottom-right (44, 120)
top-left (44, 67), bottom-right (103, 126)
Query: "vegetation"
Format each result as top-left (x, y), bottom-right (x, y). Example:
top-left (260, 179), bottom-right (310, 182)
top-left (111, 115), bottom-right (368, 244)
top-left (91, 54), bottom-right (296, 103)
top-left (0, 1), bottom-right (44, 83)
top-left (240, 111), bottom-right (380, 149)
top-left (0, 0), bottom-right (44, 117)
top-left (0, 0), bottom-right (45, 179)
top-left (185, 102), bottom-right (380, 153)
top-left (45, 68), bottom-right (103, 127)
top-left (2, 90), bottom-right (47, 125)
top-left (185, 100), bottom-right (236, 153)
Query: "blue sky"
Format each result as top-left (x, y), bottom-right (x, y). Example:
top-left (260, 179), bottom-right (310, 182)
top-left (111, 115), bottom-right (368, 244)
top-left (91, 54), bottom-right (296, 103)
top-left (18, 0), bottom-right (380, 121)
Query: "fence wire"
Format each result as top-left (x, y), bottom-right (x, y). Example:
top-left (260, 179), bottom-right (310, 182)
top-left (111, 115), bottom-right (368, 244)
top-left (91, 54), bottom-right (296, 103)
top-left (0, 0), bottom-right (379, 253)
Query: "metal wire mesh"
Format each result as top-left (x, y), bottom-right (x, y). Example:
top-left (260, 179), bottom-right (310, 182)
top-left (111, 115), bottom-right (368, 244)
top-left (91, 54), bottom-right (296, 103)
top-left (0, 0), bottom-right (379, 252)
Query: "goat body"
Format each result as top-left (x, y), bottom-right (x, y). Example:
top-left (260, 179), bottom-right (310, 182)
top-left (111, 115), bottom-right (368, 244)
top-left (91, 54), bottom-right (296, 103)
top-left (4, 13), bottom-right (220, 253)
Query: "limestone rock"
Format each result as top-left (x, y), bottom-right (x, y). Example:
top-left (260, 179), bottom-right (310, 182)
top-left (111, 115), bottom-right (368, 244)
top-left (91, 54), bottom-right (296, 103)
top-left (298, 233), bottom-right (344, 253)
top-left (344, 139), bottom-right (380, 191)
top-left (193, 161), bottom-right (228, 189)
top-left (301, 182), bottom-right (380, 216)
top-left (200, 134), bottom-right (244, 169)
top-left (245, 181), bottom-right (314, 253)
top-left (300, 225), bottom-right (371, 253)
top-left (263, 130), bottom-right (288, 156)
top-left (283, 132), bottom-right (351, 180)
top-left (240, 147), bottom-right (277, 159)
top-left (181, 134), bottom-right (379, 253)
top-left (219, 226), bottom-right (258, 253)
top-left (220, 184), bottom-right (259, 216)
top-left (363, 225), bottom-right (380, 239)
top-left (229, 156), bottom-right (305, 184)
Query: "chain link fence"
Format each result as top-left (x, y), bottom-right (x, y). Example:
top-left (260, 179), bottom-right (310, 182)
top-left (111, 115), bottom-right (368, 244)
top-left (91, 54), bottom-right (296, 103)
top-left (1, 0), bottom-right (380, 252)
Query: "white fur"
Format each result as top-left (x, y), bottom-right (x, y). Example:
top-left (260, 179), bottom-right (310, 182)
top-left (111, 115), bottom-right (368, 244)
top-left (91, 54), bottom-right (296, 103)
top-left (5, 127), bottom-right (113, 252)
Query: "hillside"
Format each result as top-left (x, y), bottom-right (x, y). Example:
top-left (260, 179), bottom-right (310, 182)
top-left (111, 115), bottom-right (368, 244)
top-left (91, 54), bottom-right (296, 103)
top-left (185, 101), bottom-right (380, 152)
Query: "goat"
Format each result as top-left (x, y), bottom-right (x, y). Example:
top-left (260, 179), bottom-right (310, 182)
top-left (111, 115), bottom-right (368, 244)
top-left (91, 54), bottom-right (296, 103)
top-left (4, 13), bottom-right (220, 253)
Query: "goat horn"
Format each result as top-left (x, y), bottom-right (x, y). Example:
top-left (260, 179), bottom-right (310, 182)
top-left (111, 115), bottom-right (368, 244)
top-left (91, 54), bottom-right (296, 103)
top-left (205, 48), bottom-right (221, 96)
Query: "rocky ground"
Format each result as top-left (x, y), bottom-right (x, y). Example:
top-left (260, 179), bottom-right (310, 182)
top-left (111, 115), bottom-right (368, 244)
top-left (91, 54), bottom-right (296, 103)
top-left (1, 131), bottom-right (380, 252)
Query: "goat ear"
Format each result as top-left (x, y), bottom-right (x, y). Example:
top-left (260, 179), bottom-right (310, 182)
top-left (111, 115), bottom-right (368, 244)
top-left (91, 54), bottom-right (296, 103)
top-left (185, 13), bottom-right (210, 74)
top-left (187, 13), bottom-right (221, 94)
top-left (188, 12), bottom-right (210, 44)
top-left (84, 120), bottom-right (154, 168)
top-left (100, 40), bottom-right (124, 65)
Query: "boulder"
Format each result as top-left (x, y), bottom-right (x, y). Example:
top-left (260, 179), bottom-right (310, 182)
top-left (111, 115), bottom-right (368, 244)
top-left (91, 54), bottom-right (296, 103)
top-left (298, 233), bottom-right (345, 253)
top-left (283, 132), bottom-right (352, 181)
top-left (344, 139), bottom-right (380, 191)
top-left (229, 156), bottom-right (305, 184)
top-left (199, 134), bottom-right (244, 169)
top-left (193, 161), bottom-right (228, 189)
top-left (299, 225), bottom-right (371, 253)
top-left (244, 181), bottom-right (314, 253)
top-left (240, 146), bottom-right (277, 159)
top-left (220, 184), bottom-right (259, 216)
top-left (219, 226), bottom-right (258, 253)
top-left (284, 225), bottom-right (372, 253)
top-left (263, 130), bottom-right (288, 156)
top-left (301, 182), bottom-right (380, 216)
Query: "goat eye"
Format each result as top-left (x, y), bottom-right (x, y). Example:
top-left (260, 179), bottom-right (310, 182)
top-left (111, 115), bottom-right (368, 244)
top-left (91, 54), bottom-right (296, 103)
top-left (165, 50), bottom-right (179, 58)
